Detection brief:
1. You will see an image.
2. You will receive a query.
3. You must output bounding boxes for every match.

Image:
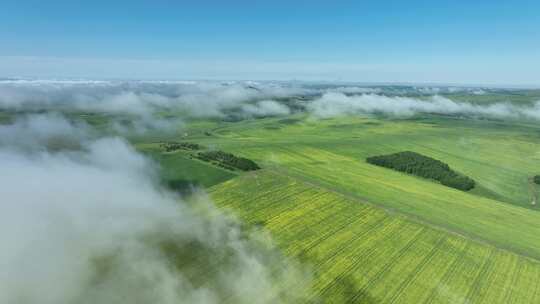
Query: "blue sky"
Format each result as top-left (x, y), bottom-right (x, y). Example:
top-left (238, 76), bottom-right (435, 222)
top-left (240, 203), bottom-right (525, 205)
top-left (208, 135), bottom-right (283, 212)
top-left (1, 0), bottom-right (539, 85)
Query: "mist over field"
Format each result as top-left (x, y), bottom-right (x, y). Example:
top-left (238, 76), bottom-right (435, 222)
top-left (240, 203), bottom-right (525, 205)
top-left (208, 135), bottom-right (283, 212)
top-left (0, 113), bottom-right (91, 149)
top-left (0, 109), bottom-right (308, 304)
top-left (308, 92), bottom-right (540, 119)
top-left (1, 80), bottom-right (539, 125)
top-left (0, 80), bottom-right (304, 117)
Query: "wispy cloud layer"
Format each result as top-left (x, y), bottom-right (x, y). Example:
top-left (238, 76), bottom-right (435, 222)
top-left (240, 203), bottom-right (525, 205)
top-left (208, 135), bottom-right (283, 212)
top-left (308, 92), bottom-right (540, 120)
top-left (1, 79), bottom-right (539, 126)
top-left (0, 113), bottom-right (91, 150)
top-left (0, 79), bottom-right (305, 116)
top-left (0, 112), bottom-right (309, 303)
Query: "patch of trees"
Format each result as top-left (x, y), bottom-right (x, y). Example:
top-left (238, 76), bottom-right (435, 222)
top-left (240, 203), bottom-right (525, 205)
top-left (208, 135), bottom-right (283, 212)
top-left (196, 150), bottom-right (260, 171)
top-left (160, 141), bottom-right (202, 152)
top-left (534, 175), bottom-right (540, 185)
top-left (366, 151), bottom-right (475, 191)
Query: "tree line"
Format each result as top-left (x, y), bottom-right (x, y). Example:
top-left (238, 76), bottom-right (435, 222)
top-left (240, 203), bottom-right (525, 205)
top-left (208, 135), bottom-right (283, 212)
top-left (159, 141), bottom-right (260, 172)
top-left (160, 141), bottom-right (202, 152)
top-left (366, 151), bottom-right (475, 191)
top-left (196, 151), bottom-right (260, 171)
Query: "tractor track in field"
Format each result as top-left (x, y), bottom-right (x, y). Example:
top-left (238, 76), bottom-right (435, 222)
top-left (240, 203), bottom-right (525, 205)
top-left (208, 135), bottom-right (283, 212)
top-left (314, 220), bottom-right (416, 300)
top-left (349, 227), bottom-right (430, 303)
top-left (472, 252), bottom-right (518, 303)
top-left (278, 203), bottom-right (373, 255)
top-left (503, 257), bottom-right (525, 303)
top-left (464, 248), bottom-right (497, 302)
top-left (262, 192), bottom-right (339, 234)
top-left (423, 242), bottom-right (471, 304)
top-left (294, 206), bottom-right (380, 256)
top-left (313, 216), bottom-right (399, 276)
top-left (533, 268), bottom-right (540, 302)
top-left (387, 236), bottom-right (449, 304)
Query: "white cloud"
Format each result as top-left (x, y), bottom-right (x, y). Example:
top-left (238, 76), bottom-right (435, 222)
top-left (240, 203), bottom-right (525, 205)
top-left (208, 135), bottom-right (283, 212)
top-left (0, 113), bottom-right (91, 150)
top-left (240, 100), bottom-right (291, 117)
top-left (308, 92), bottom-right (540, 120)
top-left (0, 137), bottom-right (308, 304)
top-left (0, 80), bottom-right (305, 120)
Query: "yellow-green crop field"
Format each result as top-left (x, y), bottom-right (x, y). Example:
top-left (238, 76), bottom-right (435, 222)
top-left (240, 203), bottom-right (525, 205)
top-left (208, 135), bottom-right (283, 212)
top-left (210, 171), bottom-right (540, 303)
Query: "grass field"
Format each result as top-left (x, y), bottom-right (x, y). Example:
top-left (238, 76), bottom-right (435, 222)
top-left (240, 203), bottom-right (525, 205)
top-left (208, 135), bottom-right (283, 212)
top-left (210, 171), bottom-right (540, 303)
top-left (132, 110), bottom-right (540, 302)
top-left (202, 114), bottom-right (540, 208)
top-left (149, 114), bottom-right (540, 257)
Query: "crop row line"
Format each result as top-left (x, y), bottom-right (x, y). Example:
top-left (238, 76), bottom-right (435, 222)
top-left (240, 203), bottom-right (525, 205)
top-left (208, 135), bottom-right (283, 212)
top-left (349, 227), bottom-right (429, 303)
top-left (387, 235), bottom-right (448, 304)
top-left (423, 241), bottom-right (472, 304)
top-left (310, 216), bottom-right (396, 276)
top-left (503, 258), bottom-right (525, 304)
top-left (219, 180), bottom-right (310, 207)
top-left (314, 219), bottom-right (413, 300)
top-left (291, 206), bottom-right (382, 257)
top-left (245, 187), bottom-right (319, 220)
top-left (280, 203), bottom-right (370, 257)
top-left (532, 267), bottom-right (540, 303)
top-left (213, 179), bottom-right (303, 208)
top-left (261, 192), bottom-right (340, 234)
top-left (464, 248), bottom-right (497, 302)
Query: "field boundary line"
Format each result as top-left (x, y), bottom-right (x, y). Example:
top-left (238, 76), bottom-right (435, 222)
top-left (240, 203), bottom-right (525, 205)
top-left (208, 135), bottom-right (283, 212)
top-left (266, 168), bottom-right (540, 263)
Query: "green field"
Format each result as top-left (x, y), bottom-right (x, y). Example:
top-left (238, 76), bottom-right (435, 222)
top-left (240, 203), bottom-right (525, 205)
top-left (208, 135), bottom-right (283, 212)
top-left (134, 107), bottom-right (540, 303)
top-left (147, 115), bottom-right (540, 251)
top-left (210, 171), bottom-right (540, 303)
top-left (138, 145), bottom-right (237, 188)
top-left (200, 114), bottom-right (540, 207)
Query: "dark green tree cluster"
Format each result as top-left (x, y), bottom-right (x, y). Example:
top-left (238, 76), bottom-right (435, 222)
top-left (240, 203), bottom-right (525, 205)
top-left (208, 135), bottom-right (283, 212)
top-left (534, 175), bottom-right (540, 185)
top-left (366, 151), bottom-right (475, 191)
top-left (196, 151), bottom-right (260, 171)
top-left (160, 141), bottom-right (202, 152)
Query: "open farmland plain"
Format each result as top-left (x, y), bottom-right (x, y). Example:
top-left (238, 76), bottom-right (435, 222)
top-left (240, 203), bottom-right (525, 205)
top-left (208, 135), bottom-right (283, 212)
top-left (210, 171), bottom-right (540, 303)
top-left (3, 73), bottom-right (540, 304)
top-left (134, 106), bottom-right (540, 303)
top-left (139, 114), bottom-right (540, 252)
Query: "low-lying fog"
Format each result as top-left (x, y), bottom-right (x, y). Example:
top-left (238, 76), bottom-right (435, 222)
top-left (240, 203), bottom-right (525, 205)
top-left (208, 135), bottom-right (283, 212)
top-left (1, 79), bottom-right (539, 124)
top-left (0, 109), bottom-right (309, 304)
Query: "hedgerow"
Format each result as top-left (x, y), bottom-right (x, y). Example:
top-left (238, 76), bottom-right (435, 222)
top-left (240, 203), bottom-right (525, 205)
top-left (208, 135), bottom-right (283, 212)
top-left (196, 150), bottom-right (260, 171)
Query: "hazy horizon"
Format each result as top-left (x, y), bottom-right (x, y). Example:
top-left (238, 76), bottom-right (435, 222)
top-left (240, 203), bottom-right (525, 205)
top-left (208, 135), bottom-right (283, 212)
top-left (1, 1), bottom-right (539, 86)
